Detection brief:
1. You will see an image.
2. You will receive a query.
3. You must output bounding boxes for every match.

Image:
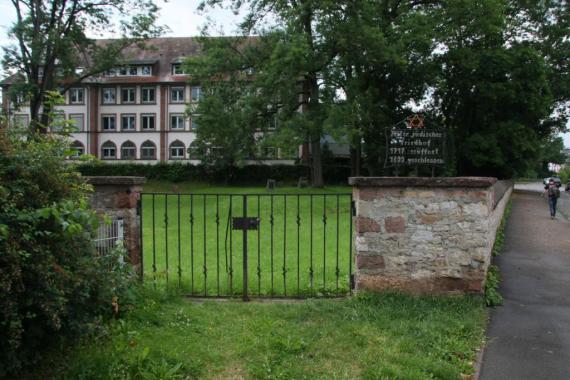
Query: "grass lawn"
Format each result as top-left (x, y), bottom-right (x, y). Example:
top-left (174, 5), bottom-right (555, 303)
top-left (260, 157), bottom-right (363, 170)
top-left (52, 292), bottom-right (486, 380)
top-left (140, 180), bottom-right (354, 297)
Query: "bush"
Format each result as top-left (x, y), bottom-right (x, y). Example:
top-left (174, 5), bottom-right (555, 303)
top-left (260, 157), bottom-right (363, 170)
top-left (0, 129), bottom-right (138, 377)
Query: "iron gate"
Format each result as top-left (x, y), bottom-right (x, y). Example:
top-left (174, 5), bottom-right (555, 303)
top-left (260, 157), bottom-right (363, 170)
top-left (139, 193), bottom-right (354, 299)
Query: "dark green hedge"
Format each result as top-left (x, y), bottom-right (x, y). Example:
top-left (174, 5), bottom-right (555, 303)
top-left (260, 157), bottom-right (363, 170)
top-left (76, 162), bottom-right (355, 185)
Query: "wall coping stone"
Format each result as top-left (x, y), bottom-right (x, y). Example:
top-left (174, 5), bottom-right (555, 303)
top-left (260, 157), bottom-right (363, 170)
top-left (349, 176), bottom-right (497, 188)
top-left (85, 176), bottom-right (147, 186)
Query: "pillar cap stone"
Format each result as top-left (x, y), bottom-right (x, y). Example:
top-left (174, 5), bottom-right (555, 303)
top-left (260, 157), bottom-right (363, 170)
top-left (349, 176), bottom-right (497, 188)
top-left (85, 176), bottom-right (147, 186)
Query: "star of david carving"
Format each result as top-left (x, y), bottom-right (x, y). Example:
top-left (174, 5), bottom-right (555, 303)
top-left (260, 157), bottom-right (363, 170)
top-left (407, 114), bottom-right (424, 129)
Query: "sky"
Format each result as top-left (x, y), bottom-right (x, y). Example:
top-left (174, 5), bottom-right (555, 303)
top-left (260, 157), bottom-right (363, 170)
top-left (0, 0), bottom-right (568, 147)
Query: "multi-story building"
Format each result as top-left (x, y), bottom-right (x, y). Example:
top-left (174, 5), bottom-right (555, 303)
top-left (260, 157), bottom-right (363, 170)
top-left (1, 37), bottom-right (294, 163)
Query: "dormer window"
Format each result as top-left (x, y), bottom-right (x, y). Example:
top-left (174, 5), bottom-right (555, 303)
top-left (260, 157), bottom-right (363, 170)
top-left (70, 88), bottom-right (84, 104)
top-left (141, 66), bottom-right (152, 76)
top-left (172, 63), bottom-right (185, 75)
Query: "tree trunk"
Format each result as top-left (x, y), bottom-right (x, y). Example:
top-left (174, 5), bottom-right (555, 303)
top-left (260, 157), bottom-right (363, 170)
top-left (310, 137), bottom-right (324, 187)
top-left (350, 136), bottom-right (361, 177)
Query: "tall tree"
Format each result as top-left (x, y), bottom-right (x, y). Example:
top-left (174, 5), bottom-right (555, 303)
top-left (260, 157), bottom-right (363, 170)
top-left (434, 0), bottom-right (566, 178)
top-left (3, 0), bottom-right (165, 133)
top-left (197, 0), bottom-right (353, 187)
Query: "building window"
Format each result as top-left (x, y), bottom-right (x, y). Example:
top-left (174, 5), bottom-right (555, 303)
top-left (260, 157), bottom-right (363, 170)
top-left (69, 114), bottom-right (84, 131)
top-left (141, 87), bottom-right (155, 103)
top-left (170, 114), bottom-right (185, 130)
top-left (129, 66), bottom-right (138, 76)
top-left (121, 87), bottom-right (136, 103)
top-left (121, 114), bottom-right (136, 131)
top-left (141, 66), bottom-right (152, 76)
top-left (69, 88), bottom-right (84, 104)
top-left (51, 112), bottom-right (66, 132)
top-left (191, 118), bottom-right (198, 131)
top-left (101, 141), bottom-right (116, 159)
top-left (121, 141), bottom-right (136, 160)
top-left (264, 147), bottom-right (278, 159)
top-left (188, 144), bottom-right (202, 159)
top-left (170, 87), bottom-right (185, 103)
top-left (191, 86), bottom-right (202, 102)
top-left (172, 63), bottom-right (185, 75)
top-left (102, 115), bottom-right (116, 131)
top-left (170, 140), bottom-right (186, 159)
top-left (141, 140), bottom-right (156, 160)
top-left (13, 114), bottom-right (29, 128)
top-left (102, 88), bottom-right (116, 104)
top-left (141, 114), bottom-right (155, 130)
top-left (70, 140), bottom-right (84, 158)
top-left (118, 67), bottom-right (128, 76)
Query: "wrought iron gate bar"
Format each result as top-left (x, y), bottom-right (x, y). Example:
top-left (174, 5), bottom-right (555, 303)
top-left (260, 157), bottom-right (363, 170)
top-left (140, 192), bottom-right (353, 299)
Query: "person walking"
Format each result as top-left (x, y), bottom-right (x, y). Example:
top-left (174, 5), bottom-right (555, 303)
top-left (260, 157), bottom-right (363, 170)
top-left (544, 178), bottom-right (561, 219)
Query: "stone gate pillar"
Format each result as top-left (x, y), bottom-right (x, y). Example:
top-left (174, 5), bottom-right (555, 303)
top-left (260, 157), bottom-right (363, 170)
top-left (86, 176), bottom-right (146, 273)
top-left (349, 177), bottom-right (512, 295)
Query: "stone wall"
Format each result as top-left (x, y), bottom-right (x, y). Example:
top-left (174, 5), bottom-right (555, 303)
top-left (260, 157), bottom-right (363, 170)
top-left (86, 176), bottom-right (146, 273)
top-left (349, 177), bottom-right (513, 295)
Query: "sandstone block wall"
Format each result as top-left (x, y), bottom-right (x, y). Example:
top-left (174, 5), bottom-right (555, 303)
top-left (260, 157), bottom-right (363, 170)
top-left (86, 176), bottom-right (146, 273)
top-left (349, 177), bottom-right (513, 294)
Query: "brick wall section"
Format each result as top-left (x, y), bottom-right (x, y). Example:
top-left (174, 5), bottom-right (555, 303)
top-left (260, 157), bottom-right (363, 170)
top-left (86, 176), bottom-right (146, 273)
top-left (349, 177), bottom-right (513, 295)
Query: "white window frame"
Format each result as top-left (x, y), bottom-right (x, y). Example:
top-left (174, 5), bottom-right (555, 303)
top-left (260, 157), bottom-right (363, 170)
top-left (69, 88), bottom-right (84, 104)
top-left (121, 114), bottom-right (136, 131)
top-left (172, 63), bottom-right (184, 75)
top-left (141, 66), bottom-right (152, 76)
top-left (191, 86), bottom-right (202, 102)
top-left (170, 87), bottom-right (185, 103)
top-left (121, 142), bottom-right (137, 160)
top-left (191, 118), bottom-right (199, 131)
top-left (141, 87), bottom-right (156, 103)
top-left (141, 114), bottom-right (155, 130)
top-left (70, 142), bottom-right (84, 158)
top-left (102, 115), bottom-right (116, 131)
top-left (170, 142), bottom-right (186, 159)
top-left (68, 114), bottom-right (85, 131)
top-left (101, 142), bottom-right (116, 160)
top-left (141, 141), bottom-right (156, 160)
top-left (170, 114), bottom-right (185, 130)
top-left (102, 88), bottom-right (116, 104)
top-left (121, 87), bottom-right (136, 103)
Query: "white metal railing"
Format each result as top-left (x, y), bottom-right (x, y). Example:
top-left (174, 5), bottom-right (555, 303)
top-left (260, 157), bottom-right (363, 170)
top-left (93, 218), bottom-right (124, 256)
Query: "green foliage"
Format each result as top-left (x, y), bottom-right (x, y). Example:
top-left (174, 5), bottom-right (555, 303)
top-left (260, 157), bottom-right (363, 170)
top-left (0, 129), bottom-right (138, 377)
top-left (76, 161), bottom-right (356, 185)
top-left (492, 199), bottom-right (512, 257)
top-left (486, 197), bottom-right (512, 307)
top-left (485, 265), bottom-right (503, 307)
top-left (559, 166), bottom-right (570, 185)
top-left (49, 292), bottom-right (486, 379)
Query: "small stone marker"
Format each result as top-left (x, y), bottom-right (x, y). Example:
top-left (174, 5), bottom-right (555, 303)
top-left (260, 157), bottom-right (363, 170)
top-left (266, 179), bottom-right (276, 191)
top-left (297, 177), bottom-right (309, 188)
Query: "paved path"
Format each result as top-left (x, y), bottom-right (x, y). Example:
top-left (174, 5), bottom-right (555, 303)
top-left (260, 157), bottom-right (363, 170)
top-left (479, 191), bottom-right (570, 380)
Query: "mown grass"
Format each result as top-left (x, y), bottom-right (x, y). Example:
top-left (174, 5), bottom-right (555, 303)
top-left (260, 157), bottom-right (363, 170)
top-left (50, 291), bottom-right (486, 380)
top-left (140, 180), bottom-right (354, 297)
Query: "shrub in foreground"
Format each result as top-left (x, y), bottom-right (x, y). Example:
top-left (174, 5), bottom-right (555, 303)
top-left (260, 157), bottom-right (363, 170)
top-left (0, 129), bottom-right (137, 377)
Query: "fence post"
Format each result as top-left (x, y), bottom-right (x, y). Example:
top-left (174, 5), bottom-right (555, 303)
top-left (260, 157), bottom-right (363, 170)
top-left (242, 195), bottom-right (249, 302)
top-left (85, 176), bottom-right (146, 275)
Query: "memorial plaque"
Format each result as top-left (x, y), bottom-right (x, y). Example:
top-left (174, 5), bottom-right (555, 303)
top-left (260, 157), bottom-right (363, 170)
top-left (385, 115), bottom-right (446, 169)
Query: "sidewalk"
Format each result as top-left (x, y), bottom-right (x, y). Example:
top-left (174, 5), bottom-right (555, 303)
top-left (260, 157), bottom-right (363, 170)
top-left (479, 191), bottom-right (570, 379)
